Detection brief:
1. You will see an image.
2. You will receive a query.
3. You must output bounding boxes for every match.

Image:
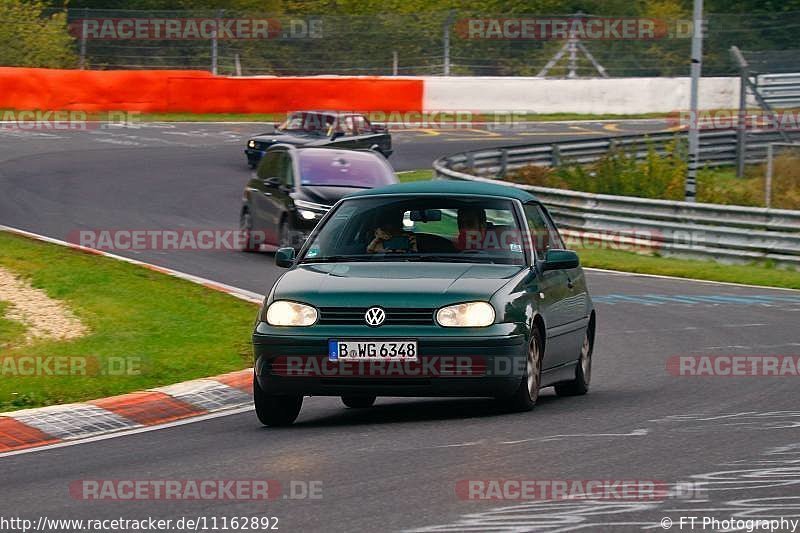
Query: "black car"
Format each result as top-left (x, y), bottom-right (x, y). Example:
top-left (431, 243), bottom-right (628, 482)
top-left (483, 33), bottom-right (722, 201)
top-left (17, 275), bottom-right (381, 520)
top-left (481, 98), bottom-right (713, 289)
top-left (240, 145), bottom-right (399, 251)
top-left (244, 111), bottom-right (393, 168)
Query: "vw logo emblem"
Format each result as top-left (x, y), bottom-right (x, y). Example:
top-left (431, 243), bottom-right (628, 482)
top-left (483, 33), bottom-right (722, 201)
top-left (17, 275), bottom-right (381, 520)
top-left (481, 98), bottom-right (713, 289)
top-left (365, 307), bottom-right (386, 327)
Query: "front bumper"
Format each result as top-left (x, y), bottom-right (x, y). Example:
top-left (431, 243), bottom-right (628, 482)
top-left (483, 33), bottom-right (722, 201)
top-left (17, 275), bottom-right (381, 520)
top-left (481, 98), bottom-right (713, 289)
top-left (253, 323), bottom-right (527, 397)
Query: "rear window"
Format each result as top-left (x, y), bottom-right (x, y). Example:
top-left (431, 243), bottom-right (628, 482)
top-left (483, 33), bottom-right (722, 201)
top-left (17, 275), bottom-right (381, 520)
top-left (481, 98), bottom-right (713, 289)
top-left (297, 151), bottom-right (396, 188)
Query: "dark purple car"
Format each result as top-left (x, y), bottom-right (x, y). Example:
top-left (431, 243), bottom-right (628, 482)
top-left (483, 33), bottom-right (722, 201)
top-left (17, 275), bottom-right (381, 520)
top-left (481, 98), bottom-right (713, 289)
top-left (240, 145), bottom-right (398, 251)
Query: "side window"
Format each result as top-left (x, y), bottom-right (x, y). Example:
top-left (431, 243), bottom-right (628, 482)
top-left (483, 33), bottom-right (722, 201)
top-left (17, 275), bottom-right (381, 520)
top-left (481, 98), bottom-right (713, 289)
top-left (523, 203), bottom-right (562, 260)
top-left (353, 116), bottom-right (369, 134)
top-left (257, 152), bottom-right (281, 181)
top-left (280, 153), bottom-right (294, 188)
top-left (541, 207), bottom-right (565, 249)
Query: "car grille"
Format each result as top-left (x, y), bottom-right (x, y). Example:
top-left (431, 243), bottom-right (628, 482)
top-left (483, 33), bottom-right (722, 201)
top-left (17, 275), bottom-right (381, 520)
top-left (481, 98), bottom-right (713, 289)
top-left (318, 307), bottom-right (435, 326)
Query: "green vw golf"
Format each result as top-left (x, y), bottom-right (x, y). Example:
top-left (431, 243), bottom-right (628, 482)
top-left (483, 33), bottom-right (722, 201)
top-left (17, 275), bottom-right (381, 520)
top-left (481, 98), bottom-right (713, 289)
top-left (252, 180), bottom-right (595, 426)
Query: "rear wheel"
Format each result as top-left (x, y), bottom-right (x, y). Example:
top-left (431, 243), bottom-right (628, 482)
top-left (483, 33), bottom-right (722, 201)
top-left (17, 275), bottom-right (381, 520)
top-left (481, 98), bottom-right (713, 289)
top-left (341, 395), bottom-right (376, 408)
top-left (500, 327), bottom-right (542, 412)
top-left (253, 377), bottom-right (303, 426)
top-left (240, 210), bottom-right (259, 252)
top-left (555, 326), bottom-right (593, 397)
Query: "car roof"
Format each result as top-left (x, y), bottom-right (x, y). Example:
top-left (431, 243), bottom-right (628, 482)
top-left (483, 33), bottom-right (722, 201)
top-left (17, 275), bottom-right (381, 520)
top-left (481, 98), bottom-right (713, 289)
top-left (345, 178), bottom-right (538, 202)
top-left (293, 147), bottom-right (385, 160)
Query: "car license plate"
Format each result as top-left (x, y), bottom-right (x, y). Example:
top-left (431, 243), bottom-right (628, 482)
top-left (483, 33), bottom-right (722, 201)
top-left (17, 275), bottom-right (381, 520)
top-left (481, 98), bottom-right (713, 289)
top-left (328, 340), bottom-right (418, 361)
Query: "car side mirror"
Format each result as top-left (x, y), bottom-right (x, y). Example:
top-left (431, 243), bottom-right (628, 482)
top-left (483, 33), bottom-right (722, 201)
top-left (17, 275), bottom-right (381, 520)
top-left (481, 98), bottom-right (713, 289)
top-left (541, 249), bottom-right (580, 271)
top-left (330, 131), bottom-right (344, 140)
top-left (275, 247), bottom-right (296, 268)
top-left (265, 177), bottom-right (280, 187)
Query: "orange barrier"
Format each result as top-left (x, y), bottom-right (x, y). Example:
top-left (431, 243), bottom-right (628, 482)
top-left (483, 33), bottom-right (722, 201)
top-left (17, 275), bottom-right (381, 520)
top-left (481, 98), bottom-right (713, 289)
top-left (0, 67), bottom-right (424, 113)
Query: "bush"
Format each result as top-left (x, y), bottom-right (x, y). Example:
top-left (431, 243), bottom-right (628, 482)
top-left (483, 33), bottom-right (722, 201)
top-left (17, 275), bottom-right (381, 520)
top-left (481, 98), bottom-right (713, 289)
top-left (506, 141), bottom-right (800, 210)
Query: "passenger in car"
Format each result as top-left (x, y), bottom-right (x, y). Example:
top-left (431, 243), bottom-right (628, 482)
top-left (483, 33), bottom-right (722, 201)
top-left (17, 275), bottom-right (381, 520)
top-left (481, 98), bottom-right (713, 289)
top-left (456, 207), bottom-right (488, 250)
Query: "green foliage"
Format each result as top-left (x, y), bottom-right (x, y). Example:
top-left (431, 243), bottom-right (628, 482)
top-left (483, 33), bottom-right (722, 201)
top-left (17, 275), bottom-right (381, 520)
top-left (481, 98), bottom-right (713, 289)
top-left (0, 0), bottom-right (77, 68)
top-left (510, 137), bottom-right (688, 200)
top-left (508, 141), bottom-right (800, 210)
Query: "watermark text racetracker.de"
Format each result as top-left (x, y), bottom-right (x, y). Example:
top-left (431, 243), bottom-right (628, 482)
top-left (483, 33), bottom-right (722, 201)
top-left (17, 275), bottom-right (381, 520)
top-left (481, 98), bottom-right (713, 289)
top-left (68, 17), bottom-right (323, 40)
top-left (69, 479), bottom-right (322, 501)
top-left (455, 16), bottom-right (706, 40)
top-left (0, 355), bottom-right (142, 377)
top-left (667, 355), bottom-right (800, 377)
top-left (0, 111), bottom-right (141, 131)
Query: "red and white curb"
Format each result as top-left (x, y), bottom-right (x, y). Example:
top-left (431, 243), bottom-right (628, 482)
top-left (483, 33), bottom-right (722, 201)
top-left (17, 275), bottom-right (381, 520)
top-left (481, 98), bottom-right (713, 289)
top-left (0, 370), bottom-right (253, 454)
top-left (0, 225), bottom-right (263, 454)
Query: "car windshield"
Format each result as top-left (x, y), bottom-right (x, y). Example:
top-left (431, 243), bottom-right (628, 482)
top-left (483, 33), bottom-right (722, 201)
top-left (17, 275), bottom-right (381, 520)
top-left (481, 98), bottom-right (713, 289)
top-left (298, 151), bottom-right (396, 188)
top-left (299, 196), bottom-right (527, 265)
top-left (277, 112), bottom-right (335, 134)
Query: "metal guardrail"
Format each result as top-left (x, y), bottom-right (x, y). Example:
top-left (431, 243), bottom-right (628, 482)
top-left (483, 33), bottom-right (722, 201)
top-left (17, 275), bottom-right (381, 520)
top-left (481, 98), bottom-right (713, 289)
top-left (433, 130), bottom-right (800, 267)
top-left (756, 72), bottom-right (800, 109)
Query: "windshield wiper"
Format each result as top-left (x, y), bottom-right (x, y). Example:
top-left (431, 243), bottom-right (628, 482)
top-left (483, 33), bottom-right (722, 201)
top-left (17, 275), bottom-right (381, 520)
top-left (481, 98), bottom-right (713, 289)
top-left (299, 255), bottom-right (374, 264)
top-left (413, 255), bottom-right (496, 263)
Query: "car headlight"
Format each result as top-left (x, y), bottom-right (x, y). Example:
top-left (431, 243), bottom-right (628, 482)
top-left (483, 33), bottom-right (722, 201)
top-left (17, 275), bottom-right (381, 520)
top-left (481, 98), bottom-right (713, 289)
top-left (294, 200), bottom-right (330, 220)
top-left (436, 302), bottom-right (495, 328)
top-left (248, 140), bottom-right (256, 148)
top-left (265, 301), bottom-right (318, 327)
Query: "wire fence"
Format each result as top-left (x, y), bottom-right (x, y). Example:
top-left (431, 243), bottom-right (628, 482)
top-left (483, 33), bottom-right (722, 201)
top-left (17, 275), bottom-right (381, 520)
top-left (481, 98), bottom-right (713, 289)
top-left (16, 8), bottom-right (800, 76)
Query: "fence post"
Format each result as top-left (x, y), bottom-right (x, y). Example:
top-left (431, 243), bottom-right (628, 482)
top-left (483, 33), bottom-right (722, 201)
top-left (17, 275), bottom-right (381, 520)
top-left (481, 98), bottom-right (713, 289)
top-left (551, 145), bottom-right (562, 167)
top-left (211, 9), bottom-right (223, 74)
top-left (765, 144), bottom-right (773, 209)
top-left (442, 10), bottom-right (455, 76)
top-left (731, 46), bottom-right (749, 178)
top-left (79, 8), bottom-right (88, 69)
top-left (498, 149), bottom-right (508, 178)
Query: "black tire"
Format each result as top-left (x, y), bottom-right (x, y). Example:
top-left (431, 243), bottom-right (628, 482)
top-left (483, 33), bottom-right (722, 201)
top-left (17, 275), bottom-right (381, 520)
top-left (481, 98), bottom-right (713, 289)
top-left (554, 324), bottom-right (593, 397)
top-left (239, 210), bottom-right (259, 252)
top-left (341, 395), bottom-right (376, 408)
top-left (500, 326), bottom-right (543, 412)
top-left (253, 377), bottom-right (303, 427)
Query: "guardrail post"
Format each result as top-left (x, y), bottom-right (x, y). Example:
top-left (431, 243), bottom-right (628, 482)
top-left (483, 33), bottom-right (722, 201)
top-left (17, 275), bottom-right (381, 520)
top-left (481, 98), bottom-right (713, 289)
top-left (551, 145), bottom-right (562, 167)
top-left (465, 152), bottom-right (474, 170)
top-left (498, 149), bottom-right (508, 178)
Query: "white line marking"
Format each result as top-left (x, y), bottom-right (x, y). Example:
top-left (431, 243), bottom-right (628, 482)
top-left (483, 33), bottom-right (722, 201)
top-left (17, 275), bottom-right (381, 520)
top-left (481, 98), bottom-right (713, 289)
top-left (585, 267), bottom-right (800, 293)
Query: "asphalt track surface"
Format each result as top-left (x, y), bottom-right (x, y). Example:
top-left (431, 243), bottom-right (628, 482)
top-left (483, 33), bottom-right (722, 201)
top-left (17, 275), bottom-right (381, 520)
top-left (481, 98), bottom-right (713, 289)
top-left (1, 121), bottom-right (799, 533)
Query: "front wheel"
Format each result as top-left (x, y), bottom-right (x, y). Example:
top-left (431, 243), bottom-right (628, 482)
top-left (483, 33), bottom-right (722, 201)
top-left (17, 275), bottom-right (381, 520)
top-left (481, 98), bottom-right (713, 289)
top-left (253, 377), bottom-right (303, 426)
top-left (341, 395), bottom-right (376, 408)
top-left (554, 327), bottom-right (593, 397)
top-left (500, 327), bottom-right (542, 412)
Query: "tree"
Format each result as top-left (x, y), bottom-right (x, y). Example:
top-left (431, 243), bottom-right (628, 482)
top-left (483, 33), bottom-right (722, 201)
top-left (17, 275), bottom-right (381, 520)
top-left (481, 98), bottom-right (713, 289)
top-left (0, 0), bottom-right (78, 68)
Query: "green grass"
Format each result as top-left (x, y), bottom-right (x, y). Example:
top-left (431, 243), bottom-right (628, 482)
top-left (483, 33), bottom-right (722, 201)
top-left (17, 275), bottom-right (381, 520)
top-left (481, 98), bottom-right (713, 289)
top-left (0, 232), bottom-right (258, 412)
top-left (0, 302), bottom-right (26, 349)
top-left (397, 169), bottom-right (435, 182)
top-left (574, 244), bottom-right (800, 289)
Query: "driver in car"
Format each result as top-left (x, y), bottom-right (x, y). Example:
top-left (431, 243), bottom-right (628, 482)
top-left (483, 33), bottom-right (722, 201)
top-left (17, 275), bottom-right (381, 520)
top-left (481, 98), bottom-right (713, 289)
top-left (367, 210), bottom-right (418, 254)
